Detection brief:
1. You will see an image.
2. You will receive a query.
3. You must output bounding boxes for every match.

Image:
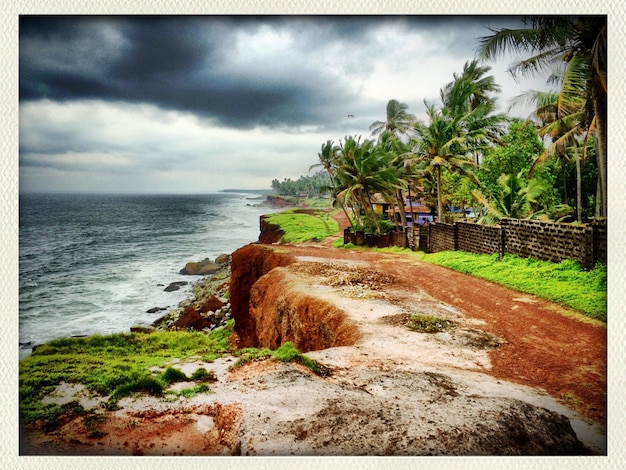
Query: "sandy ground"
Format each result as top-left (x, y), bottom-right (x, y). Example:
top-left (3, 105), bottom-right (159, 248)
top-left (22, 244), bottom-right (607, 456)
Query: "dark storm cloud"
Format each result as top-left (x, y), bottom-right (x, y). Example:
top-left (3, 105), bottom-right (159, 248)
top-left (20, 15), bottom-right (509, 131)
top-left (19, 16), bottom-right (364, 129)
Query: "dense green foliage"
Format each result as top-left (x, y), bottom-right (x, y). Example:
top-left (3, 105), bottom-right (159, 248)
top-left (274, 17), bottom-right (607, 228)
top-left (422, 251), bottom-right (607, 321)
top-left (264, 208), bottom-right (340, 243)
top-left (271, 170), bottom-right (331, 197)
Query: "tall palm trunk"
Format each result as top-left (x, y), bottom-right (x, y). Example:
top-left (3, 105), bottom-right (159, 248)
top-left (594, 92), bottom-right (607, 218)
top-left (395, 189), bottom-right (407, 231)
top-left (436, 164), bottom-right (443, 222)
top-left (325, 168), bottom-right (355, 231)
top-left (367, 194), bottom-right (382, 234)
top-left (574, 145), bottom-right (582, 223)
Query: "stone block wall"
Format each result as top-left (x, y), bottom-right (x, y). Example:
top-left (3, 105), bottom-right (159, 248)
top-left (591, 219), bottom-right (607, 266)
top-left (456, 221), bottom-right (503, 256)
top-left (429, 223), bottom-right (457, 253)
top-left (418, 218), bottom-right (606, 270)
top-left (500, 218), bottom-right (594, 268)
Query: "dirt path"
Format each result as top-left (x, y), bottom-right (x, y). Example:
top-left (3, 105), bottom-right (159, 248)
top-left (284, 243), bottom-right (607, 424)
top-left (22, 214), bottom-right (607, 456)
top-left (313, 211), bottom-right (607, 424)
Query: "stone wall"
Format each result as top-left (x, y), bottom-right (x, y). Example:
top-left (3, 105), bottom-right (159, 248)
top-left (343, 228), bottom-right (407, 249)
top-left (429, 223), bottom-right (457, 253)
top-left (500, 218), bottom-right (594, 268)
top-left (456, 221), bottom-right (503, 256)
top-left (592, 219), bottom-right (608, 266)
top-left (419, 218), bottom-right (607, 270)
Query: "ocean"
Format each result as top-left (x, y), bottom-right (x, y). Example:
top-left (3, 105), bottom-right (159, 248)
top-left (18, 192), bottom-right (274, 359)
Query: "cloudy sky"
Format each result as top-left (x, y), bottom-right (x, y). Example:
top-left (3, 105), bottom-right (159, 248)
top-left (19, 15), bottom-right (553, 194)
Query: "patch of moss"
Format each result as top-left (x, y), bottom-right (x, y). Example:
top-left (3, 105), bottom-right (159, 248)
top-left (407, 314), bottom-right (454, 333)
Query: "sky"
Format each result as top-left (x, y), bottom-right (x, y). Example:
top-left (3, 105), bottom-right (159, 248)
top-left (19, 15), bottom-right (555, 194)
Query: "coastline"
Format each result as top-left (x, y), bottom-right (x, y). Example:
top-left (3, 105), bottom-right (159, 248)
top-left (18, 208), bottom-right (607, 456)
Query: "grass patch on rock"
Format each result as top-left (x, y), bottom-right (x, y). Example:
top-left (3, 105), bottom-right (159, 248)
top-left (230, 342), bottom-right (329, 376)
top-left (264, 209), bottom-right (340, 243)
top-left (20, 321), bottom-right (235, 425)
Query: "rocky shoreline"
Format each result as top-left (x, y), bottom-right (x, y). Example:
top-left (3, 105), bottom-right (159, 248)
top-left (131, 254), bottom-right (234, 335)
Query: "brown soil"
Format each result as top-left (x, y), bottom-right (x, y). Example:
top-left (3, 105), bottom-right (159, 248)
top-left (21, 212), bottom-right (607, 456)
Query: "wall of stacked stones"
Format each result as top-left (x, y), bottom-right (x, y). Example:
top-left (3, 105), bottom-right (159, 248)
top-left (428, 223), bottom-right (457, 253)
top-left (456, 221), bottom-right (503, 256)
top-left (591, 219), bottom-right (607, 265)
top-left (499, 218), bottom-right (593, 268)
top-left (421, 218), bottom-right (606, 270)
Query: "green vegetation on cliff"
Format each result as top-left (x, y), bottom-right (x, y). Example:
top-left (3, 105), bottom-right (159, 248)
top-left (264, 208), bottom-right (340, 243)
top-left (20, 323), bottom-right (235, 425)
top-left (19, 321), bottom-right (324, 427)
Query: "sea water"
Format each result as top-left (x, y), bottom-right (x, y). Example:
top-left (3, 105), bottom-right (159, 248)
top-left (19, 192), bottom-right (274, 358)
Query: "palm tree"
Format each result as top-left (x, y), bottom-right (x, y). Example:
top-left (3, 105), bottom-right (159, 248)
top-left (477, 15), bottom-right (607, 216)
top-left (407, 60), bottom-right (504, 221)
top-left (369, 99), bottom-right (416, 142)
top-left (309, 140), bottom-right (356, 229)
top-left (377, 131), bottom-right (412, 230)
top-left (411, 104), bottom-right (479, 222)
top-left (472, 171), bottom-right (551, 224)
top-left (513, 54), bottom-right (596, 222)
top-left (440, 59), bottom-right (501, 115)
top-left (335, 136), bottom-right (402, 234)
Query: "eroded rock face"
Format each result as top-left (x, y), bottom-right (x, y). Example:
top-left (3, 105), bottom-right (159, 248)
top-left (229, 244), bottom-right (296, 347)
top-left (198, 295), bottom-right (224, 314)
top-left (258, 216), bottom-right (284, 244)
top-left (248, 267), bottom-right (361, 351)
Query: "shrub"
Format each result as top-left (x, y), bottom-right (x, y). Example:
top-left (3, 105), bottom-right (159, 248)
top-left (191, 367), bottom-right (216, 381)
top-left (160, 367), bottom-right (189, 383)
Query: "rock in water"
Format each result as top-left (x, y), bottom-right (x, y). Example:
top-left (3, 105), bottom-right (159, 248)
top-left (165, 281), bottom-right (188, 292)
top-left (130, 326), bottom-right (156, 334)
top-left (180, 259), bottom-right (222, 275)
top-left (146, 307), bottom-right (167, 314)
top-left (180, 262), bottom-right (201, 275)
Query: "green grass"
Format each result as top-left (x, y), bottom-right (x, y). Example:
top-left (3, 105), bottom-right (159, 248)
top-left (230, 342), bottom-right (326, 375)
top-left (166, 383), bottom-right (213, 399)
top-left (19, 321), bottom-right (235, 424)
top-left (422, 251), bottom-right (607, 321)
top-left (264, 209), bottom-right (340, 243)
